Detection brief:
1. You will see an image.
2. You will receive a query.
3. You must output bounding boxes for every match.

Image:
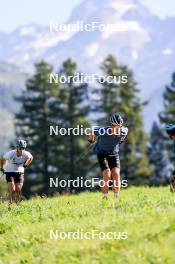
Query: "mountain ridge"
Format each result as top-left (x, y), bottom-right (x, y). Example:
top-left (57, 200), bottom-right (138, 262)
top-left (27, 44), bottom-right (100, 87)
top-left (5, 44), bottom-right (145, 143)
top-left (0, 0), bottom-right (174, 130)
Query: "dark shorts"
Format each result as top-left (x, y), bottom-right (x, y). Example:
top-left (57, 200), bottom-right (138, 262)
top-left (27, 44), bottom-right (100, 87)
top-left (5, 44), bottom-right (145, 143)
top-left (97, 153), bottom-right (120, 171)
top-left (5, 172), bottom-right (24, 184)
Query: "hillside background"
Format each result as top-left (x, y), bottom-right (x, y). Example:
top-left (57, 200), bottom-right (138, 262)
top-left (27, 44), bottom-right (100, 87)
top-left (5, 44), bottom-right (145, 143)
top-left (0, 0), bottom-right (175, 154)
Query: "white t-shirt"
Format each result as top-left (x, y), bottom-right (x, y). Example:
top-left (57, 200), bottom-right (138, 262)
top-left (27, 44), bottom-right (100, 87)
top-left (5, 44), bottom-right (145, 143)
top-left (3, 149), bottom-right (32, 173)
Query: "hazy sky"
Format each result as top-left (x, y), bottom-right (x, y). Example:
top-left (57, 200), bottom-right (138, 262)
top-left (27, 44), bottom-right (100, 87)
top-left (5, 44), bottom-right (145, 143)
top-left (0, 0), bottom-right (175, 32)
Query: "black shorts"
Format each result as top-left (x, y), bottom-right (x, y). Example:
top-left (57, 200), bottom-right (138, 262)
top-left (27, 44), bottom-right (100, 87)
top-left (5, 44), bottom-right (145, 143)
top-left (97, 153), bottom-right (120, 171)
top-left (5, 172), bottom-right (24, 184)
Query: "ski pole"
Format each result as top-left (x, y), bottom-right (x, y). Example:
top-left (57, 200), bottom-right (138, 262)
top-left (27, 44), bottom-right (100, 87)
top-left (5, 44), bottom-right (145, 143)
top-left (75, 140), bottom-right (96, 165)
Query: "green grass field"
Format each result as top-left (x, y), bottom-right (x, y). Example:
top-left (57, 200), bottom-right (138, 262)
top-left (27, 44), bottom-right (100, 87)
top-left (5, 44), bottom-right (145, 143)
top-left (0, 187), bottom-right (175, 264)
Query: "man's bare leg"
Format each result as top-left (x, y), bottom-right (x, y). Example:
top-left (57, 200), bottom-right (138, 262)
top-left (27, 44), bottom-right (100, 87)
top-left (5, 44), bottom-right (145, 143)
top-left (101, 169), bottom-right (111, 199)
top-left (15, 183), bottom-right (23, 203)
top-left (111, 167), bottom-right (121, 197)
top-left (7, 182), bottom-right (15, 208)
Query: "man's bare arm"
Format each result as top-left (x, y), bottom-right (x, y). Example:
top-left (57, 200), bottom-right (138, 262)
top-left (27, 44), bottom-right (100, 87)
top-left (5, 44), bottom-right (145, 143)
top-left (24, 155), bottom-right (33, 167)
top-left (0, 157), bottom-right (5, 170)
top-left (88, 129), bottom-right (95, 143)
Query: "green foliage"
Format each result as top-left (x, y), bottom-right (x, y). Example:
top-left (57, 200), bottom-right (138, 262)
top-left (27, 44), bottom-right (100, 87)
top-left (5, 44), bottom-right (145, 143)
top-left (159, 72), bottom-right (175, 163)
top-left (148, 72), bottom-right (175, 185)
top-left (94, 55), bottom-right (150, 184)
top-left (15, 60), bottom-right (92, 196)
top-left (15, 61), bottom-right (60, 196)
top-left (148, 122), bottom-right (172, 185)
top-left (13, 55), bottom-right (155, 194)
top-left (50, 58), bottom-right (92, 193)
top-left (0, 188), bottom-right (175, 263)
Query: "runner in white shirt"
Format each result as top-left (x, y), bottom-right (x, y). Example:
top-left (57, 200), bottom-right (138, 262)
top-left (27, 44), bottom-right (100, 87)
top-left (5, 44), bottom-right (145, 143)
top-left (0, 139), bottom-right (33, 206)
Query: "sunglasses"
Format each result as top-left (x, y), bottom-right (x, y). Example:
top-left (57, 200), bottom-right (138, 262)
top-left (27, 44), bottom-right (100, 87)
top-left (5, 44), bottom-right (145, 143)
top-left (17, 147), bottom-right (25, 150)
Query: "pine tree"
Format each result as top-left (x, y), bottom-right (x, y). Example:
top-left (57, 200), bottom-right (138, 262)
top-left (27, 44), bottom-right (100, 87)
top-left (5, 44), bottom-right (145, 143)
top-left (15, 59), bottom-right (93, 196)
top-left (148, 122), bottom-right (172, 185)
top-left (94, 55), bottom-right (150, 184)
top-left (49, 58), bottom-right (92, 193)
top-left (15, 61), bottom-right (59, 196)
top-left (92, 55), bottom-right (121, 124)
top-left (159, 72), bottom-right (175, 163)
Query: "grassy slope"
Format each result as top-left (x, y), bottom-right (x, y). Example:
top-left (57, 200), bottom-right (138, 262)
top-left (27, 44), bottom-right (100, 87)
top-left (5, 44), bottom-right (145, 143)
top-left (0, 187), bottom-right (175, 264)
